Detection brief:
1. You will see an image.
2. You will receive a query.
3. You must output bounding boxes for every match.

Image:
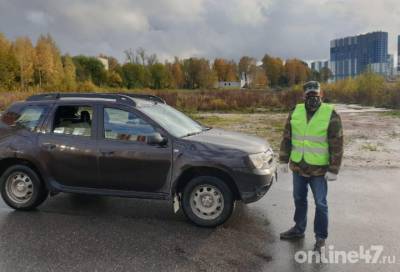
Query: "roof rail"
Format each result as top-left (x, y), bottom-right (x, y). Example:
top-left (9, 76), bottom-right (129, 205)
top-left (26, 93), bottom-right (136, 106)
top-left (26, 92), bottom-right (166, 105)
top-left (26, 93), bottom-right (60, 101)
top-left (117, 93), bottom-right (166, 104)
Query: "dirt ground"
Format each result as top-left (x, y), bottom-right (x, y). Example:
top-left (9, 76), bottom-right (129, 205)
top-left (193, 104), bottom-right (400, 169)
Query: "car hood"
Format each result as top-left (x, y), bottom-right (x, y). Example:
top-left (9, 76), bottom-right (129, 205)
top-left (184, 128), bottom-right (269, 154)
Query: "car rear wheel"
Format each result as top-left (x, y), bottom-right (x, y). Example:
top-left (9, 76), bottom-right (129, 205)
top-left (0, 165), bottom-right (48, 210)
top-left (182, 176), bottom-right (234, 227)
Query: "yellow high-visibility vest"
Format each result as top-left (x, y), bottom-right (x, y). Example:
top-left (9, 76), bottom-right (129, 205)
top-left (290, 103), bottom-right (334, 166)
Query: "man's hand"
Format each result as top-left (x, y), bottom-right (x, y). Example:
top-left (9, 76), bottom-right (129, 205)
top-left (324, 171), bottom-right (337, 181)
top-left (279, 163), bottom-right (289, 174)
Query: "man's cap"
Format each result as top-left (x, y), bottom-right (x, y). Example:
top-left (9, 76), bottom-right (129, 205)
top-left (303, 81), bottom-right (321, 95)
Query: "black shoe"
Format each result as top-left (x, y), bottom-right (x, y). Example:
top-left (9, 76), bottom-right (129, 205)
top-left (280, 227), bottom-right (305, 240)
top-left (313, 238), bottom-right (326, 253)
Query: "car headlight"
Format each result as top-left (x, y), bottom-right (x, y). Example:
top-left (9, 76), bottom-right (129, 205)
top-left (248, 149), bottom-right (274, 170)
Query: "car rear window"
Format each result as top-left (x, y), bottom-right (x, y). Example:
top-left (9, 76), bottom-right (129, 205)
top-left (1, 105), bottom-right (48, 132)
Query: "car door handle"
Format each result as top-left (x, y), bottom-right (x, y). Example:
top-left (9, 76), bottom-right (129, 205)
top-left (42, 143), bottom-right (57, 151)
top-left (100, 151), bottom-right (115, 156)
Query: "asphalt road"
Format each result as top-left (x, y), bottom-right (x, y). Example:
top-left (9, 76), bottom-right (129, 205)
top-left (0, 167), bottom-right (399, 272)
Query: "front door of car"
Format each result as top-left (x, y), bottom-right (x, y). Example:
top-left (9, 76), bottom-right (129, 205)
top-left (38, 103), bottom-right (99, 189)
top-left (97, 105), bottom-right (172, 192)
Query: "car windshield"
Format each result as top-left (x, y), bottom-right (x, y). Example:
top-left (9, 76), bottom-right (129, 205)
top-left (140, 103), bottom-right (206, 138)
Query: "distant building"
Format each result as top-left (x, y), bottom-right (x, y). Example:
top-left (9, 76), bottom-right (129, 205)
top-left (386, 54), bottom-right (396, 79)
top-left (216, 72), bottom-right (250, 89)
top-left (387, 54), bottom-right (394, 76)
top-left (217, 81), bottom-right (243, 88)
top-left (97, 57), bottom-right (109, 71)
top-left (310, 60), bottom-right (329, 72)
top-left (330, 31), bottom-right (389, 81)
top-left (398, 35), bottom-right (400, 72)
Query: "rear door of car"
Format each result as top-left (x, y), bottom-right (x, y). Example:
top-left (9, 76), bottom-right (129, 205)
top-left (0, 102), bottom-right (50, 158)
top-left (38, 101), bottom-right (100, 189)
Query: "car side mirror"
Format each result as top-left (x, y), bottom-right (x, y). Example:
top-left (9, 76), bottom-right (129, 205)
top-left (146, 133), bottom-right (167, 146)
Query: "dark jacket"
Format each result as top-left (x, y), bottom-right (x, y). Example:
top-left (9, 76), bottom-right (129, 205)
top-left (279, 104), bottom-right (344, 176)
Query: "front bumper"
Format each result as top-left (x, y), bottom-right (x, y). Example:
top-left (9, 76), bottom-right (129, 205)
top-left (234, 167), bottom-right (277, 203)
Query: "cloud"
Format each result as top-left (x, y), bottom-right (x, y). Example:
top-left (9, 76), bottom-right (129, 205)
top-left (26, 10), bottom-right (52, 26)
top-left (0, 0), bottom-right (399, 63)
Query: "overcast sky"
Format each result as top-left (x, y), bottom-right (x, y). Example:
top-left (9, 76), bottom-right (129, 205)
top-left (1, 0), bottom-right (400, 63)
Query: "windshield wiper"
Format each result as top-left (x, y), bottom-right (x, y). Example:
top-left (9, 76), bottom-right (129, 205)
top-left (182, 126), bottom-right (211, 138)
top-left (181, 131), bottom-right (202, 138)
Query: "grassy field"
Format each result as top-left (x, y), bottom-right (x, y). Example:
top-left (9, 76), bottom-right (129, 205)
top-left (192, 112), bottom-right (287, 151)
top-left (381, 110), bottom-right (400, 118)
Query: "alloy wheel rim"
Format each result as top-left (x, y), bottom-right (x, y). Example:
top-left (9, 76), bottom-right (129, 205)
top-left (5, 172), bottom-right (34, 204)
top-left (190, 184), bottom-right (224, 220)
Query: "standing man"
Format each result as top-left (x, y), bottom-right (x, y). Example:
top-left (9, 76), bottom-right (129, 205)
top-left (279, 81), bottom-right (343, 252)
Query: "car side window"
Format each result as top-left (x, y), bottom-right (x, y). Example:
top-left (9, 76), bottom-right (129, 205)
top-left (104, 108), bottom-right (156, 142)
top-left (52, 105), bottom-right (93, 137)
top-left (1, 105), bottom-right (48, 132)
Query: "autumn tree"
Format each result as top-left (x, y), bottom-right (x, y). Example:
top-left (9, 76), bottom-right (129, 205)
top-left (107, 71), bottom-right (123, 87)
top-left (0, 33), bottom-right (18, 90)
top-left (149, 63), bottom-right (169, 89)
top-left (35, 34), bottom-right (65, 88)
top-left (262, 54), bottom-right (284, 87)
top-left (62, 54), bottom-right (77, 90)
top-left (13, 37), bottom-right (35, 90)
top-left (251, 68), bottom-right (268, 89)
top-left (213, 58), bottom-right (238, 81)
top-left (320, 67), bottom-right (333, 82)
top-left (238, 56), bottom-right (256, 75)
top-left (284, 59), bottom-right (311, 86)
top-left (48, 35), bottom-right (65, 87)
top-left (355, 71), bottom-right (385, 105)
top-left (213, 58), bottom-right (226, 81)
top-left (225, 61), bottom-right (238, 81)
top-left (121, 63), bottom-right (148, 88)
top-left (72, 56), bottom-right (107, 86)
top-left (182, 58), bottom-right (217, 89)
top-left (35, 36), bottom-right (51, 87)
top-left (167, 57), bottom-right (185, 89)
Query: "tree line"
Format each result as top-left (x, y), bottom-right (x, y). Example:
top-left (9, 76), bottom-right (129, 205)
top-left (0, 33), bottom-right (332, 91)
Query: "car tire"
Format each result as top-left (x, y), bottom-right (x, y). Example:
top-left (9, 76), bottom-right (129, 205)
top-left (0, 165), bottom-right (48, 210)
top-left (182, 176), bottom-right (234, 227)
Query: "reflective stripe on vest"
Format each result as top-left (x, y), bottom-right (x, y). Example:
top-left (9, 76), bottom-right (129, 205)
top-left (292, 146), bottom-right (329, 154)
top-left (290, 103), bottom-right (334, 166)
top-left (292, 135), bottom-right (327, 143)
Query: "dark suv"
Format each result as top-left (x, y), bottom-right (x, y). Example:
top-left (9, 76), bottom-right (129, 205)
top-left (0, 93), bottom-right (276, 227)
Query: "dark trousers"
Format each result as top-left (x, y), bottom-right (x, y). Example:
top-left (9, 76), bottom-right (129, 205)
top-left (292, 172), bottom-right (328, 239)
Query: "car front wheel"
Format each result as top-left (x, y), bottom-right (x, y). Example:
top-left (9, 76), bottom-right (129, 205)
top-left (0, 165), bottom-right (48, 210)
top-left (182, 176), bottom-right (234, 227)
